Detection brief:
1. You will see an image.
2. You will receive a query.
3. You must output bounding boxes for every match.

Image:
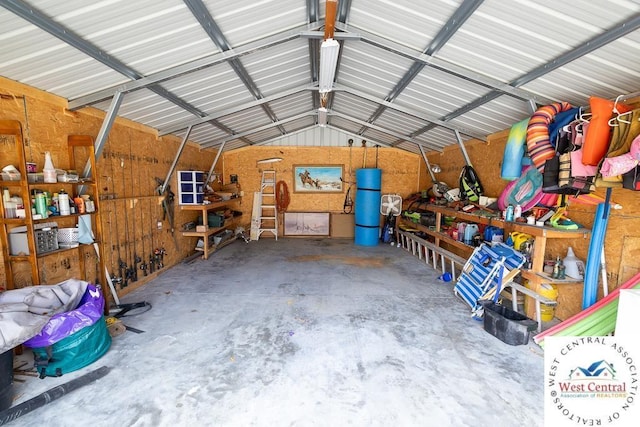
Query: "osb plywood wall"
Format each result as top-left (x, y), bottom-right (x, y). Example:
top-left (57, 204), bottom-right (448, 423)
top-left (222, 145), bottom-right (422, 228)
top-left (425, 118), bottom-right (640, 296)
top-left (1, 77), bottom-right (216, 295)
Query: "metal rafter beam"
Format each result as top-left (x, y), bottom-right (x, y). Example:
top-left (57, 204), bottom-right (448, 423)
top-left (359, 0), bottom-right (483, 135)
top-left (159, 84), bottom-right (315, 135)
top-left (331, 111), bottom-right (442, 152)
top-left (201, 112), bottom-right (314, 148)
top-left (409, 12), bottom-right (640, 139)
top-left (307, 0), bottom-right (319, 23)
top-left (337, 0), bottom-right (353, 23)
top-left (335, 85), bottom-right (485, 141)
top-left (184, 0), bottom-right (285, 135)
top-left (425, 0), bottom-right (484, 56)
top-left (512, 13), bottom-right (640, 87)
top-left (300, 31), bottom-right (361, 40)
top-left (334, 22), bottom-right (552, 105)
top-left (68, 22), bottom-right (321, 109)
top-left (1, 0), bottom-right (222, 132)
top-left (0, 0), bottom-right (138, 80)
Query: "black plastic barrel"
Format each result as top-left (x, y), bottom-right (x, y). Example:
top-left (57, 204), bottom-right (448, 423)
top-left (0, 349), bottom-right (13, 411)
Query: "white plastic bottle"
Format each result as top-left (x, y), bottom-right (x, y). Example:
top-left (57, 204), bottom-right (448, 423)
top-left (58, 189), bottom-right (71, 216)
top-left (43, 151), bottom-right (57, 183)
top-left (514, 204), bottom-right (522, 220)
top-left (563, 247), bottom-right (585, 280)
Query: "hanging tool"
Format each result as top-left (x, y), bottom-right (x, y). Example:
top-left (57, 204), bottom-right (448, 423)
top-left (155, 177), bottom-right (179, 251)
top-left (362, 139), bottom-right (367, 167)
top-left (418, 144), bottom-right (449, 198)
top-left (341, 139), bottom-right (355, 213)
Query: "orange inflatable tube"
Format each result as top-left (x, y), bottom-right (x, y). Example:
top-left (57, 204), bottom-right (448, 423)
top-left (581, 96), bottom-right (632, 166)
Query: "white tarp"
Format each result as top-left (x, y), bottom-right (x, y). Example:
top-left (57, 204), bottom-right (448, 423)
top-left (0, 279), bottom-right (88, 353)
top-left (615, 289), bottom-right (640, 340)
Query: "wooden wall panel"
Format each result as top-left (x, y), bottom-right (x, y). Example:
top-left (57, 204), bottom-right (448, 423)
top-left (221, 146), bottom-right (422, 231)
top-left (1, 77), bottom-right (216, 294)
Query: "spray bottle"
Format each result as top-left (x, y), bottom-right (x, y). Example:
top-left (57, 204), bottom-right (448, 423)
top-left (43, 152), bottom-right (57, 183)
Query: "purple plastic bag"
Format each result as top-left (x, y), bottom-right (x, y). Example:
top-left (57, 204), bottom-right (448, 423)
top-left (23, 285), bottom-right (105, 348)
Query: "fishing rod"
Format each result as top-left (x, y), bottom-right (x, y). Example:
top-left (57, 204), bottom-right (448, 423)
top-left (137, 153), bottom-right (148, 277)
top-left (121, 155), bottom-right (134, 284)
top-left (109, 154), bottom-right (126, 289)
top-left (128, 139), bottom-right (140, 282)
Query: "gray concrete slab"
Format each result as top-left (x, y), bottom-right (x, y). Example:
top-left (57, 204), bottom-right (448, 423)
top-left (10, 238), bottom-right (544, 426)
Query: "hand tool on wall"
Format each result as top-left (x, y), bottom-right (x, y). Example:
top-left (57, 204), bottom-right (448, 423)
top-left (341, 138), bottom-right (355, 214)
top-left (155, 177), bottom-right (179, 251)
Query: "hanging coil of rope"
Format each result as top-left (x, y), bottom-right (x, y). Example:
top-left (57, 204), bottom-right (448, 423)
top-left (276, 180), bottom-right (290, 212)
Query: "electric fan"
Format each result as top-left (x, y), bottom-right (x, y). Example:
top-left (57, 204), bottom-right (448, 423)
top-left (380, 194), bottom-right (402, 245)
top-left (380, 194), bottom-right (402, 216)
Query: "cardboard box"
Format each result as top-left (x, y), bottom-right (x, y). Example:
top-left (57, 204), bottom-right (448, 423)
top-left (331, 213), bottom-right (355, 238)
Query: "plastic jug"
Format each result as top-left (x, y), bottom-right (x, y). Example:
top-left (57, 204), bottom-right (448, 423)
top-left (463, 224), bottom-right (479, 245)
top-left (563, 247), bottom-right (585, 280)
top-left (457, 223), bottom-right (467, 242)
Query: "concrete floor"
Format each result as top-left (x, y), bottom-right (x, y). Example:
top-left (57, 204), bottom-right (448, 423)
top-left (10, 238), bottom-right (544, 426)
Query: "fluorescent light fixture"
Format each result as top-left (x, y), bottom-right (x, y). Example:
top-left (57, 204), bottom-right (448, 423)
top-left (257, 157), bottom-right (283, 164)
top-left (319, 38), bottom-right (340, 93)
top-left (318, 107), bottom-right (328, 126)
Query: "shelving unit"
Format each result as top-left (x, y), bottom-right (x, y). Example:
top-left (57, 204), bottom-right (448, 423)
top-left (181, 198), bottom-right (241, 259)
top-left (399, 203), bottom-right (590, 319)
top-left (0, 123), bottom-right (105, 291)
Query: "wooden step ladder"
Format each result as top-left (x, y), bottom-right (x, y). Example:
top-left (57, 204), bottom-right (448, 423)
top-left (256, 170), bottom-right (278, 240)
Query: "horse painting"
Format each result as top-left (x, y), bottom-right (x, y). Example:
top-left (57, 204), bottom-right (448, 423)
top-left (299, 170), bottom-right (319, 189)
top-left (293, 166), bottom-right (343, 193)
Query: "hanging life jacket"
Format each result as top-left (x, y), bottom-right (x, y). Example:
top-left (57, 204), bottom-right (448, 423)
top-left (459, 165), bottom-right (484, 202)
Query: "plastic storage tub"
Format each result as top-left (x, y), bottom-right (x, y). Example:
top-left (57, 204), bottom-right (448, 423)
top-left (481, 300), bottom-right (538, 346)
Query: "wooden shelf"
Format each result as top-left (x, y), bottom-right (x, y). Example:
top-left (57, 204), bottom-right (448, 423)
top-left (400, 219), bottom-right (474, 256)
top-left (27, 180), bottom-right (96, 188)
top-left (180, 198), bottom-right (241, 212)
top-left (180, 198), bottom-right (241, 260)
top-left (521, 269), bottom-right (583, 285)
top-left (182, 225), bottom-right (227, 238)
top-left (402, 202), bottom-right (592, 321)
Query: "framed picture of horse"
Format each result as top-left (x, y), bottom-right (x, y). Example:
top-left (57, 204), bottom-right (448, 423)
top-left (293, 165), bottom-right (343, 193)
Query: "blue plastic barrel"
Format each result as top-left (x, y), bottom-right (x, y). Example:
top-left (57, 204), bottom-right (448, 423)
top-left (355, 168), bottom-right (382, 246)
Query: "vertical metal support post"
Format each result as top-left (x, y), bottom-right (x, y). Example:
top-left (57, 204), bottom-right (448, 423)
top-left (418, 143), bottom-right (437, 182)
top-left (82, 91), bottom-right (124, 178)
top-left (79, 91), bottom-right (124, 195)
top-left (454, 129), bottom-right (472, 166)
top-left (160, 125), bottom-right (193, 194)
top-left (204, 140), bottom-right (226, 186)
top-left (528, 99), bottom-right (538, 114)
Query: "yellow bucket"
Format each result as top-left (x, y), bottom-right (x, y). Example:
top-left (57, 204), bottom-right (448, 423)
top-left (539, 283), bottom-right (559, 322)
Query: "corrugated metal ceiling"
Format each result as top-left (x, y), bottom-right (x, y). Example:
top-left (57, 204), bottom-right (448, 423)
top-left (1, 0), bottom-right (640, 158)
